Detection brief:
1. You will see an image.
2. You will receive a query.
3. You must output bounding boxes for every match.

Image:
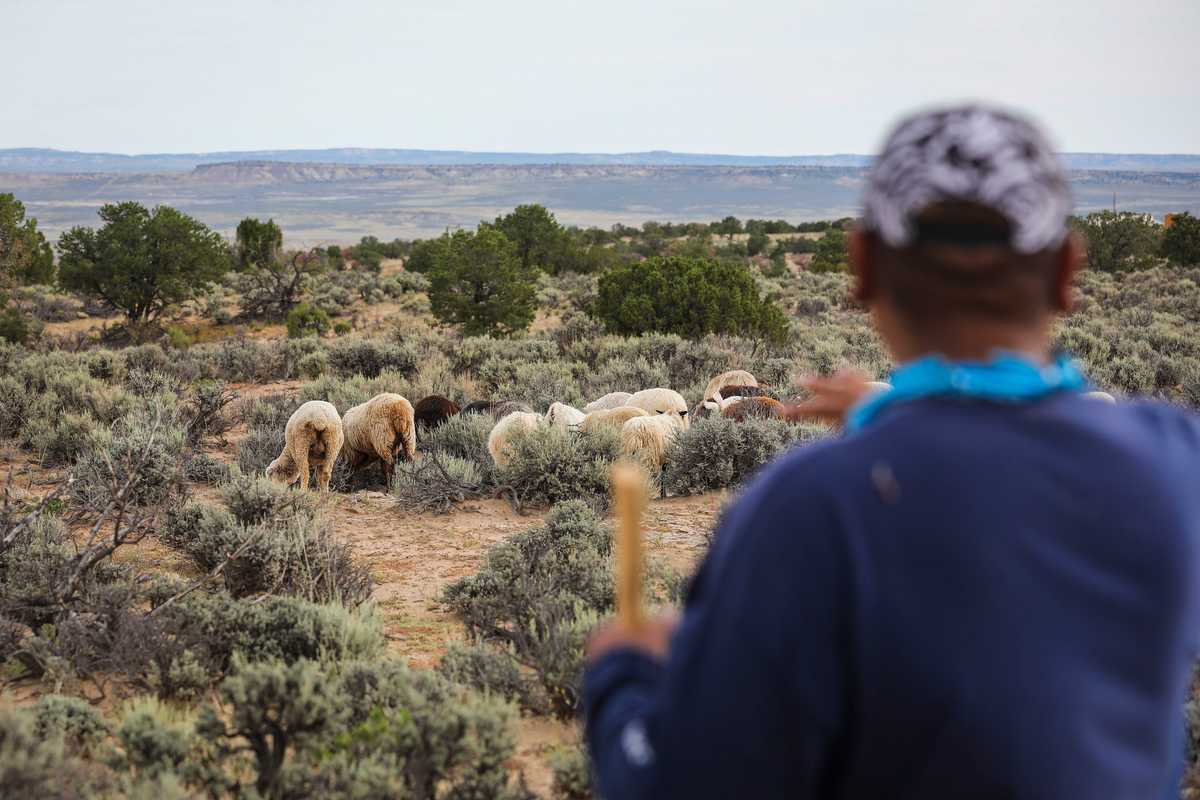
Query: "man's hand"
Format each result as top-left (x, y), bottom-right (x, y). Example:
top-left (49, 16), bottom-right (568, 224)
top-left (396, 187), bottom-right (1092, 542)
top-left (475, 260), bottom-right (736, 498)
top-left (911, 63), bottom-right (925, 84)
top-left (783, 368), bottom-right (882, 426)
top-left (586, 613), bottom-right (680, 665)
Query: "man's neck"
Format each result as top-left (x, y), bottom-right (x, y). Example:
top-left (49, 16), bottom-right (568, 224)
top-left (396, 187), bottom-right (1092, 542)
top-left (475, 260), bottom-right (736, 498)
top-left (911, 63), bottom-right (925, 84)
top-left (886, 320), bottom-right (1054, 366)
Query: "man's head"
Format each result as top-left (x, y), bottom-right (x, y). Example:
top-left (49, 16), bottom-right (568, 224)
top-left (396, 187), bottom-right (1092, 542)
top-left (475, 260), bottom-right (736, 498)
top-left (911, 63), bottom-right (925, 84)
top-left (852, 106), bottom-right (1081, 362)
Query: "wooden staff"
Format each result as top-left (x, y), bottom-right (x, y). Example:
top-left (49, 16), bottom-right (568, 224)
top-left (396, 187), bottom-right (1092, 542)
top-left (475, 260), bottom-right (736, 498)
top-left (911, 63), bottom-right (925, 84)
top-left (611, 461), bottom-right (648, 630)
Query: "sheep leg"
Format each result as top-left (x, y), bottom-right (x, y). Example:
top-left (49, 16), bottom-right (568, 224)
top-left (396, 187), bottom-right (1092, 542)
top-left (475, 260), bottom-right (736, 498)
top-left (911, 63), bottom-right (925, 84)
top-left (294, 446), bottom-right (310, 491)
top-left (315, 462), bottom-right (334, 492)
top-left (401, 420), bottom-right (417, 462)
top-left (382, 458), bottom-right (395, 488)
top-left (369, 422), bottom-right (398, 488)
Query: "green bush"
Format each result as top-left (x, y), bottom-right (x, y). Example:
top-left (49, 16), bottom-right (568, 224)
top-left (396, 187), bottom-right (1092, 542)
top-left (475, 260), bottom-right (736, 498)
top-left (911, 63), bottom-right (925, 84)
top-left (285, 302), bottom-right (330, 339)
top-left (1162, 212), bottom-right (1200, 266)
top-left (593, 255), bottom-right (790, 343)
top-left (428, 226), bottom-right (538, 337)
top-left (0, 306), bottom-right (33, 344)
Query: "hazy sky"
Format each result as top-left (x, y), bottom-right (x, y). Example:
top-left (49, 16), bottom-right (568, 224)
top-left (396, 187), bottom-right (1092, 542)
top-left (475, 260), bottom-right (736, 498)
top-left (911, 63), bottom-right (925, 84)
top-left (5, 0), bottom-right (1198, 155)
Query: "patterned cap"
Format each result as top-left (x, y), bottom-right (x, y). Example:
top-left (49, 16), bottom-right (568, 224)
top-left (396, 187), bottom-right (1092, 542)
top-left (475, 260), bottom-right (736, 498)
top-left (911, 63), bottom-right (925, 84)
top-left (861, 106), bottom-right (1073, 254)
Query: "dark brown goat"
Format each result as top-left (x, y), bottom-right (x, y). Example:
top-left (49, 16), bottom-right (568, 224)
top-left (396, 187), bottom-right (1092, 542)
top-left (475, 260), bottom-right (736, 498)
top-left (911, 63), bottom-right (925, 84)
top-left (413, 395), bottom-right (461, 431)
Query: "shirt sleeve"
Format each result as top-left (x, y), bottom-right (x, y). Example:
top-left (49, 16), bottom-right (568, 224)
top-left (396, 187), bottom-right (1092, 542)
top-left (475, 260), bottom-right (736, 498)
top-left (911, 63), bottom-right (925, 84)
top-left (582, 455), bottom-right (850, 799)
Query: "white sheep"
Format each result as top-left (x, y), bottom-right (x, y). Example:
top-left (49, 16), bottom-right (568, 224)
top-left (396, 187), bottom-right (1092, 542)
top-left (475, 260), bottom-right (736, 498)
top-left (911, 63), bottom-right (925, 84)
top-left (266, 400), bottom-right (344, 491)
top-left (866, 380), bottom-right (892, 394)
top-left (487, 411), bottom-right (544, 468)
top-left (579, 405), bottom-right (650, 434)
top-left (546, 402), bottom-right (586, 431)
top-left (703, 370), bottom-right (758, 402)
top-left (621, 413), bottom-right (685, 496)
top-left (584, 392), bottom-right (634, 412)
top-left (627, 388), bottom-right (691, 429)
top-left (341, 393), bottom-right (418, 486)
top-left (1085, 390), bottom-right (1116, 403)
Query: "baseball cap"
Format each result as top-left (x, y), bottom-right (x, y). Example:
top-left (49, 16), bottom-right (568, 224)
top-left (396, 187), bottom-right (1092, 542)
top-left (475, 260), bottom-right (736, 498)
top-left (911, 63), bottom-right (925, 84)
top-left (861, 105), bottom-right (1073, 254)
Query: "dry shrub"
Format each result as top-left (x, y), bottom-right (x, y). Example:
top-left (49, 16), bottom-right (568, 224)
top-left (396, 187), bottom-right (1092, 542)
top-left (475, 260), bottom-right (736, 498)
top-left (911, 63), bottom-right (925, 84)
top-left (393, 453), bottom-right (489, 513)
top-left (496, 426), bottom-right (620, 511)
top-left (161, 475), bottom-right (371, 607)
top-left (443, 501), bottom-right (614, 718)
top-left (664, 416), bottom-right (826, 496)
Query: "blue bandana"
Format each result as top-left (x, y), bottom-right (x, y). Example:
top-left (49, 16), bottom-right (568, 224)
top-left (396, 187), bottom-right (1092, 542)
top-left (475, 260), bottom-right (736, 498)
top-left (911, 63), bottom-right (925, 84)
top-left (846, 352), bottom-right (1090, 432)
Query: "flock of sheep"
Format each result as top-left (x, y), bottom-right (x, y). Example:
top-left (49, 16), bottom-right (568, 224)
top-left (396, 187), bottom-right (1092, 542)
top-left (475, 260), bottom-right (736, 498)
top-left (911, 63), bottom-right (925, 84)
top-left (263, 369), bottom-right (795, 493)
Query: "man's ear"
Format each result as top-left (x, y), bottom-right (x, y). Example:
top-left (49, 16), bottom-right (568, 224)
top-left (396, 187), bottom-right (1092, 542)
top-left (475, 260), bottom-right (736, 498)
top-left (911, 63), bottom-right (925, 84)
top-left (1052, 232), bottom-right (1083, 313)
top-left (849, 229), bottom-right (876, 304)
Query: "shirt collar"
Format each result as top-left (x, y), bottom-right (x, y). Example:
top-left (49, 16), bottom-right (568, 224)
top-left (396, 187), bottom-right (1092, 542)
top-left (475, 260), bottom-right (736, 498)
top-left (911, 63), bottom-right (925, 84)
top-left (846, 351), bottom-right (1090, 432)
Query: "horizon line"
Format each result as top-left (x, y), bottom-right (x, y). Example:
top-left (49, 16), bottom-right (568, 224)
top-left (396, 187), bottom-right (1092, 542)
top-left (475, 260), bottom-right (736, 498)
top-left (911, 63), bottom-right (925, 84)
top-left (4, 146), bottom-right (1200, 159)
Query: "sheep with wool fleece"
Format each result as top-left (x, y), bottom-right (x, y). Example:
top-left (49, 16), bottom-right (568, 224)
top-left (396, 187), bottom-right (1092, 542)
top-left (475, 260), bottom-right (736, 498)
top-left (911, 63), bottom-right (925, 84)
top-left (265, 400), bottom-right (344, 491)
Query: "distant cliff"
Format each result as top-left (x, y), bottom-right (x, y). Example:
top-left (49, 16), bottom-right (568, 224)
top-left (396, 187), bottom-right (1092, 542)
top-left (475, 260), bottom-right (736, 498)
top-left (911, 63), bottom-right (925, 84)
top-left (2, 147), bottom-right (1198, 175)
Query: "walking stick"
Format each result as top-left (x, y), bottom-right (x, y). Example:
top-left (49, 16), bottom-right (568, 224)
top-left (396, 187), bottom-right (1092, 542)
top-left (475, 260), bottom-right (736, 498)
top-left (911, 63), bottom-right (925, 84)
top-left (611, 461), bottom-right (648, 630)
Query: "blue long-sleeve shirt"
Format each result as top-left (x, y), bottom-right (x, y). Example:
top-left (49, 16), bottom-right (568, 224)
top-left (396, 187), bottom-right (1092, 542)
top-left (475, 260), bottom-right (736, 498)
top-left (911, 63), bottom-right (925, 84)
top-left (584, 394), bottom-right (1200, 798)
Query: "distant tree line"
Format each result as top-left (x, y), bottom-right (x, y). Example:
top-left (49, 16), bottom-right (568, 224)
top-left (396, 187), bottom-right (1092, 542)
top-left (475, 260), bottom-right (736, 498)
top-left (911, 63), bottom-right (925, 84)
top-left (2, 190), bottom-right (1198, 346)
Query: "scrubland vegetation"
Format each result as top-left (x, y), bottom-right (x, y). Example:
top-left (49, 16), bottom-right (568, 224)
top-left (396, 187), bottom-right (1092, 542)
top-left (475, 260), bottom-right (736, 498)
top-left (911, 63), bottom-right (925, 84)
top-left (1, 189), bottom-right (1200, 797)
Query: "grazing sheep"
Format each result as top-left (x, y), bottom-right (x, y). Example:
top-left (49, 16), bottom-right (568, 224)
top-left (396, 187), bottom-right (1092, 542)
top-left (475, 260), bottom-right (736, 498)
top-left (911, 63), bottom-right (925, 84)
top-left (459, 400), bottom-right (496, 416)
top-left (266, 400), bottom-right (344, 491)
top-left (620, 414), bottom-right (685, 497)
top-left (459, 400), bottom-right (535, 421)
top-left (341, 393), bottom-right (418, 487)
top-left (487, 411), bottom-right (544, 468)
top-left (413, 395), bottom-right (461, 431)
top-left (722, 396), bottom-right (786, 421)
top-left (546, 402), bottom-right (586, 431)
top-left (584, 392), bottom-right (634, 412)
top-left (579, 405), bottom-right (650, 434)
top-left (692, 385), bottom-right (770, 420)
top-left (627, 388), bottom-right (690, 429)
top-left (703, 370), bottom-right (758, 402)
top-left (489, 401), bottom-right (535, 421)
top-left (1085, 390), bottom-right (1116, 403)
